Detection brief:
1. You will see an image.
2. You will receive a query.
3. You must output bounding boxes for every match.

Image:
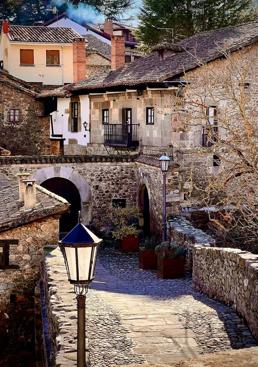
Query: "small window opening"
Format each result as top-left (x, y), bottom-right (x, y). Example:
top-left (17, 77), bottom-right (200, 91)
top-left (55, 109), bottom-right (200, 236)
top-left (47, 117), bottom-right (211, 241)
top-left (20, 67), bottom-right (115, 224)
top-left (112, 198), bottom-right (126, 208)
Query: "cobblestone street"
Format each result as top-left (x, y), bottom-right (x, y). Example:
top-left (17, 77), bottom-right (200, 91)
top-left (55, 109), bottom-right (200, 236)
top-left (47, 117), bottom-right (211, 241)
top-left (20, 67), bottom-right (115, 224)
top-left (46, 247), bottom-right (257, 367)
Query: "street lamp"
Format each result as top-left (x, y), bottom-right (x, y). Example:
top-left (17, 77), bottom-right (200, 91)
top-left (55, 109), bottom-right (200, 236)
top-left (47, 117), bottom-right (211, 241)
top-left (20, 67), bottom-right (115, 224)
top-left (59, 218), bottom-right (102, 367)
top-left (159, 154), bottom-right (171, 241)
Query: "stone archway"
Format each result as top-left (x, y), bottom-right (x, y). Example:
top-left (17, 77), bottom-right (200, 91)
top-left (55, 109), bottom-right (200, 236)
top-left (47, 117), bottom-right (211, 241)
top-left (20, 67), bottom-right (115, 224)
top-left (139, 184), bottom-right (151, 236)
top-left (33, 166), bottom-right (92, 226)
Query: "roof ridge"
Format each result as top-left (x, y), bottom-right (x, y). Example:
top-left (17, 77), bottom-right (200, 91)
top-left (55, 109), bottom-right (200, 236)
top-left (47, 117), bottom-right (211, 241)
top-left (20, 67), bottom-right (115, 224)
top-left (180, 20), bottom-right (258, 44)
top-left (36, 184), bottom-right (69, 206)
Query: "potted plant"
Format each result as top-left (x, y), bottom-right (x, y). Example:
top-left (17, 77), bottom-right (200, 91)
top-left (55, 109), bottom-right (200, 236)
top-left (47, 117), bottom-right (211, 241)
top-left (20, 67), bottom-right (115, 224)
top-left (155, 242), bottom-right (186, 279)
top-left (139, 236), bottom-right (159, 270)
top-left (111, 206), bottom-right (140, 252)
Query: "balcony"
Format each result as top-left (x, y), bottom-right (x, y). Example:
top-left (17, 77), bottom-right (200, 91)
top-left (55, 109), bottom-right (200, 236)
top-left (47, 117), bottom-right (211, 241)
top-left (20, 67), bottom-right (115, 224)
top-left (104, 123), bottom-right (140, 148)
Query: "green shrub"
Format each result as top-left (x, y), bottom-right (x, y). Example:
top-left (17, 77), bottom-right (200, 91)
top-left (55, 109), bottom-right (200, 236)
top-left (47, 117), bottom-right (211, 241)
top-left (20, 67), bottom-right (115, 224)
top-left (111, 206), bottom-right (140, 240)
top-left (139, 236), bottom-right (159, 250)
top-left (155, 241), bottom-right (187, 259)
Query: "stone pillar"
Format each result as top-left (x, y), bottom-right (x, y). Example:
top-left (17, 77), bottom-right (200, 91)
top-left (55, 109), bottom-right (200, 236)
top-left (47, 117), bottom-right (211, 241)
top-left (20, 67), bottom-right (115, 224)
top-left (73, 37), bottom-right (86, 83)
top-left (111, 30), bottom-right (125, 70)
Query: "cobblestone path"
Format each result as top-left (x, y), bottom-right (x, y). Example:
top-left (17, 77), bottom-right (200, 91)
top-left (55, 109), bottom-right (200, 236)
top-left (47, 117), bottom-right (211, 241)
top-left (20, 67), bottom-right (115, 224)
top-left (46, 247), bottom-right (257, 367)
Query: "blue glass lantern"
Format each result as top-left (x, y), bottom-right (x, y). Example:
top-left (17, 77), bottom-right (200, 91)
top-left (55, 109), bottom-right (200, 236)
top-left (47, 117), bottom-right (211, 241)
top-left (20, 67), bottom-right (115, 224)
top-left (59, 223), bottom-right (102, 287)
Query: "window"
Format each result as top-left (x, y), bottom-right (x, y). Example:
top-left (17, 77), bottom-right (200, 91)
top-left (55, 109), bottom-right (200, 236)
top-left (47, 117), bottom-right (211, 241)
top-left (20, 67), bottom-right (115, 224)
top-left (9, 109), bottom-right (20, 123)
top-left (112, 198), bottom-right (126, 208)
top-left (20, 49), bottom-right (34, 65)
top-left (46, 50), bottom-right (60, 66)
top-left (202, 106), bottom-right (218, 147)
top-left (213, 154), bottom-right (221, 167)
top-left (71, 102), bottom-right (79, 132)
top-left (207, 106), bottom-right (217, 125)
top-left (102, 109), bottom-right (109, 125)
top-left (0, 239), bottom-right (18, 269)
top-left (146, 107), bottom-right (154, 125)
top-left (125, 55), bottom-right (132, 63)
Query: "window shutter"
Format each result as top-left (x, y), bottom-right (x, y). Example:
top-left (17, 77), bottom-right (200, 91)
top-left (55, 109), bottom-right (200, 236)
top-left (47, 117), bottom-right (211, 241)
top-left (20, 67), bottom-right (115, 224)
top-left (20, 49), bottom-right (34, 65)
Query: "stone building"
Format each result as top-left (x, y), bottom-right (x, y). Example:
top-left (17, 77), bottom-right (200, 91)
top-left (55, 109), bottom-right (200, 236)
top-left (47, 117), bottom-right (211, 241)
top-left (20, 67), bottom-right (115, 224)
top-left (34, 22), bottom-right (258, 229)
top-left (0, 69), bottom-right (52, 155)
top-left (0, 172), bottom-right (69, 364)
top-left (41, 23), bottom-right (256, 173)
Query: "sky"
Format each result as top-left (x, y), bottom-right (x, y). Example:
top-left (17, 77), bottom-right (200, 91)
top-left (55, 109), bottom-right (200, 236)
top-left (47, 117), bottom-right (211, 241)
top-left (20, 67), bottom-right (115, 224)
top-left (123, 0), bottom-right (142, 26)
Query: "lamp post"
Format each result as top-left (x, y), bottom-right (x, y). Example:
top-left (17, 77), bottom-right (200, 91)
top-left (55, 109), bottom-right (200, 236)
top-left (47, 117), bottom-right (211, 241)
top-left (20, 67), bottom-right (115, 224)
top-left (159, 154), bottom-right (171, 242)
top-left (59, 217), bottom-right (102, 367)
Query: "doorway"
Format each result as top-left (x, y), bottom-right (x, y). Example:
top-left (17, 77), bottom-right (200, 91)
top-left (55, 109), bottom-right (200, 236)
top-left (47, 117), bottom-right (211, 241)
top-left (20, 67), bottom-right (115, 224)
top-left (139, 185), bottom-right (151, 236)
top-left (41, 177), bottom-right (81, 234)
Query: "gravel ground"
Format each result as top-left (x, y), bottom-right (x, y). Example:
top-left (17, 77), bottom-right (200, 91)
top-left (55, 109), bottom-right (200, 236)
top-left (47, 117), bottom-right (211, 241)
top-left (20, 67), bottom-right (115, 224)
top-left (95, 247), bottom-right (257, 356)
top-left (87, 291), bottom-right (144, 367)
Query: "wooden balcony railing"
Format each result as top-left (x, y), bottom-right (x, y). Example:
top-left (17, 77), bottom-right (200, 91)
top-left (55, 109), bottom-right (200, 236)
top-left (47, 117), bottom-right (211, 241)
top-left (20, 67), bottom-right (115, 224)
top-left (104, 123), bottom-right (140, 148)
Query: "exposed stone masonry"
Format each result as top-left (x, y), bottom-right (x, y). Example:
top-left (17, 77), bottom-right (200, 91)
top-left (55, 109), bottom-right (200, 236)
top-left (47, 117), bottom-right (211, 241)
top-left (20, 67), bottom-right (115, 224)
top-left (0, 216), bottom-right (59, 365)
top-left (0, 73), bottom-right (51, 155)
top-left (169, 217), bottom-right (215, 271)
top-left (169, 217), bottom-right (258, 343)
top-left (193, 246), bottom-right (258, 341)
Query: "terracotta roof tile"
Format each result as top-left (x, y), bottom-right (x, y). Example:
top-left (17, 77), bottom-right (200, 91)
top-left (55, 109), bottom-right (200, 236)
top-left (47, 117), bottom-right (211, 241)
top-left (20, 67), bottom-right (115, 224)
top-left (8, 25), bottom-right (80, 43)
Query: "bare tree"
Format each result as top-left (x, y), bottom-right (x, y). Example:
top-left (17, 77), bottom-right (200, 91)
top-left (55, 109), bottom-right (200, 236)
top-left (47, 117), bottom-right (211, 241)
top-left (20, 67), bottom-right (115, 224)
top-left (174, 48), bottom-right (258, 250)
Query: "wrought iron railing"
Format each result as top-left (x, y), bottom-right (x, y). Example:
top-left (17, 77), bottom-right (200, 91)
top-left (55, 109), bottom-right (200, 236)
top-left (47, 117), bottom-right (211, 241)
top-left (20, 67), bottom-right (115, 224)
top-left (104, 123), bottom-right (139, 147)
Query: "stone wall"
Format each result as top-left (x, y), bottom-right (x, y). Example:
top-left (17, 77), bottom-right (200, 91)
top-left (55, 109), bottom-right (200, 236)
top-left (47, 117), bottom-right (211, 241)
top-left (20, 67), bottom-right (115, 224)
top-left (0, 159), bottom-right (183, 238)
top-left (192, 246), bottom-right (258, 341)
top-left (168, 217), bottom-right (258, 342)
top-left (0, 216), bottom-right (59, 364)
top-left (0, 78), bottom-right (51, 155)
top-left (0, 216), bottom-right (59, 310)
top-left (86, 52), bottom-right (110, 78)
top-left (169, 217), bottom-right (215, 270)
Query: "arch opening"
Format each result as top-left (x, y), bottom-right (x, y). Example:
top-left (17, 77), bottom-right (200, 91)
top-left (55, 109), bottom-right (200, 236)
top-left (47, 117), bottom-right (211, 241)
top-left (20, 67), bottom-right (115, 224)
top-left (139, 184), bottom-right (151, 236)
top-left (41, 177), bottom-right (81, 234)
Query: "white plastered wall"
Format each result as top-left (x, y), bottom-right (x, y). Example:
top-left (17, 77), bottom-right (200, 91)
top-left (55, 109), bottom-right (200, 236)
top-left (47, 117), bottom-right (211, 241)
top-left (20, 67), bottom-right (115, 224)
top-left (51, 95), bottom-right (90, 149)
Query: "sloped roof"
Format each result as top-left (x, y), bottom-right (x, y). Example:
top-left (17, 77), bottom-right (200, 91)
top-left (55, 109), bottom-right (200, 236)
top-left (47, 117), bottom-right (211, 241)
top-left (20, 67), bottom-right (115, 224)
top-left (7, 25), bottom-right (80, 43)
top-left (85, 34), bottom-right (111, 59)
top-left (0, 69), bottom-right (39, 96)
top-left (69, 21), bottom-right (258, 91)
top-left (85, 34), bottom-right (142, 60)
top-left (0, 175), bottom-right (69, 232)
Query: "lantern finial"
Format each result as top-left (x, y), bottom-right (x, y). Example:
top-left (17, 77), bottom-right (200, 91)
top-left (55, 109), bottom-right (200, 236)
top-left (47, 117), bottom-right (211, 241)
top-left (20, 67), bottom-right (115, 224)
top-left (78, 211), bottom-right (81, 224)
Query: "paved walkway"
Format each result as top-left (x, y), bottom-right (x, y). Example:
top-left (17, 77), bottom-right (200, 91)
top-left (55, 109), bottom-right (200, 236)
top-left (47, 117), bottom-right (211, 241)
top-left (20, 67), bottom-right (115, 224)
top-left (45, 247), bottom-right (256, 367)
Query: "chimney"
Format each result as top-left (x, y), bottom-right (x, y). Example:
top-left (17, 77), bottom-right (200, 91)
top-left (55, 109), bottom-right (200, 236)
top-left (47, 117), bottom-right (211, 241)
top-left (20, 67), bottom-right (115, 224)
top-left (111, 30), bottom-right (125, 71)
top-left (73, 37), bottom-right (86, 83)
top-left (17, 172), bottom-right (31, 202)
top-left (23, 179), bottom-right (37, 209)
top-left (2, 20), bottom-right (10, 34)
top-left (104, 19), bottom-right (113, 35)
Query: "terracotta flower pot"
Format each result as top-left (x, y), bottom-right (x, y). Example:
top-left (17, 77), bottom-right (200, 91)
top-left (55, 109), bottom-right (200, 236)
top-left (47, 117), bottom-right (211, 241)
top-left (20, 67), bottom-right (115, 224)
top-left (157, 255), bottom-right (185, 279)
top-left (121, 235), bottom-right (139, 252)
top-left (139, 249), bottom-right (157, 270)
